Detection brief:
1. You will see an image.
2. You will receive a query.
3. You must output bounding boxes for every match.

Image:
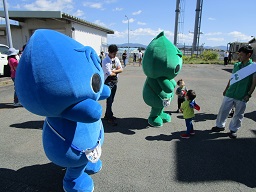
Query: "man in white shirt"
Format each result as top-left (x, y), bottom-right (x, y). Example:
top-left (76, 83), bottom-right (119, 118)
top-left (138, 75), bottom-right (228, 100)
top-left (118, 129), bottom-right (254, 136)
top-left (102, 44), bottom-right (123, 125)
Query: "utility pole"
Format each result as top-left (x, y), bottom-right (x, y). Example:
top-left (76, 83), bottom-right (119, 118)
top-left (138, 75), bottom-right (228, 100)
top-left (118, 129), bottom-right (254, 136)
top-left (3, 0), bottom-right (13, 48)
top-left (125, 15), bottom-right (130, 64)
top-left (173, 0), bottom-right (180, 46)
top-left (192, 0), bottom-right (203, 56)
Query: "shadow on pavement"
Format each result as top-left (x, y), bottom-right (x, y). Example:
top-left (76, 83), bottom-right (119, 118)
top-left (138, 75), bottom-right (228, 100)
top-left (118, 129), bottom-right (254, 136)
top-left (222, 68), bottom-right (233, 73)
top-left (176, 137), bottom-right (256, 188)
top-left (0, 163), bottom-right (65, 192)
top-left (176, 113), bottom-right (217, 122)
top-left (245, 111), bottom-right (256, 122)
top-left (10, 120), bottom-right (44, 130)
top-left (146, 130), bottom-right (256, 188)
top-left (103, 117), bottom-right (149, 135)
top-left (0, 103), bottom-right (22, 109)
top-left (145, 130), bottom-right (227, 142)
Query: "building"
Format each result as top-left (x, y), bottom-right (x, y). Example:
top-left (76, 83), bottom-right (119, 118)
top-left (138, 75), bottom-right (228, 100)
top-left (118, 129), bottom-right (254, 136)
top-left (0, 11), bottom-right (114, 54)
top-left (228, 37), bottom-right (256, 62)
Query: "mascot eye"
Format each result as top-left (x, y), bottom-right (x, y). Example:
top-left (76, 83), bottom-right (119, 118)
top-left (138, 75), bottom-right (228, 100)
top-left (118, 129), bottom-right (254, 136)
top-left (175, 64), bottom-right (180, 74)
top-left (91, 73), bottom-right (101, 93)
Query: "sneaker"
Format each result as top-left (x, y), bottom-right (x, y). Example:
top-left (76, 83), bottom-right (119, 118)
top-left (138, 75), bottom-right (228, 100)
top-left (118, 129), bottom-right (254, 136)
top-left (211, 126), bottom-right (225, 132)
top-left (180, 133), bottom-right (190, 139)
top-left (228, 111), bottom-right (234, 118)
top-left (228, 131), bottom-right (237, 139)
top-left (190, 130), bottom-right (195, 135)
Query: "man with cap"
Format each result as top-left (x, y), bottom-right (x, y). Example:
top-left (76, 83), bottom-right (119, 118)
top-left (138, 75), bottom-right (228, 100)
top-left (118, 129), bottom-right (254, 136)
top-left (7, 47), bottom-right (21, 107)
top-left (211, 45), bottom-right (256, 138)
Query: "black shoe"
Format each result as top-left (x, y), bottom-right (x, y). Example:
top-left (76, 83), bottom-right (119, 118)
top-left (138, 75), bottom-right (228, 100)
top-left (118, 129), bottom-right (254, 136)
top-left (228, 131), bottom-right (237, 139)
top-left (211, 126), bottom-right (225, 132)
top-left (228, 110), bottom-right (234, 118)
top-left (104, 116), bottom-right (117, 120)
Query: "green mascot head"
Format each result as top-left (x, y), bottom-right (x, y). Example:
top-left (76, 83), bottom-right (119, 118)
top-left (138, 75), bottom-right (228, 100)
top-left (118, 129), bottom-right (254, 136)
top-left (142, 31), bottom-right (183, 127)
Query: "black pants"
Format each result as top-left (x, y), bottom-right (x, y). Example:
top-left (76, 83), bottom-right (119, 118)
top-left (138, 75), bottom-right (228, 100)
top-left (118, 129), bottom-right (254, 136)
top-left (178, 97), bottom-right (185, 110)
top-left (105, 82), bottom-right (117, 118)
top-left (224, 57), bottom-right (228, 65)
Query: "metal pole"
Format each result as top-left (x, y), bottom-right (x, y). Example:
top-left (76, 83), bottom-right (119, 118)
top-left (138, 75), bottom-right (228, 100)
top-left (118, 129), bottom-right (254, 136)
top-left (125, 15), bottom-right (129, 64)
top-left (174, 0), bottom-right (180, 46)
top-left (3, 0), bottom-right (13, 48)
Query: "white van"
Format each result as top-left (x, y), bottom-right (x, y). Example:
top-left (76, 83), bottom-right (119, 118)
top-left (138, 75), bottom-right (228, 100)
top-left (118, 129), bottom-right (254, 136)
top-left (0, 44), bottom-right (10, 76)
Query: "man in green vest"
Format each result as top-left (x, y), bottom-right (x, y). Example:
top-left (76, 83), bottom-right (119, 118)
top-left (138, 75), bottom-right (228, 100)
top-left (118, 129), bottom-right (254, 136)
top-left (212, 45), bottom-right (256, 138)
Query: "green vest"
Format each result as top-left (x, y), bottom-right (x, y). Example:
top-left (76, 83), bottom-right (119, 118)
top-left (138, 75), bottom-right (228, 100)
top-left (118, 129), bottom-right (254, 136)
top-left (225, 60), bottom-right (253, 101)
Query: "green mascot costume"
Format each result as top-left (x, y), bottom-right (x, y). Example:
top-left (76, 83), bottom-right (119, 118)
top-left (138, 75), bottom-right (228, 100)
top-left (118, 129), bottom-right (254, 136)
top-left (142, 31), bottom-right (183, 127)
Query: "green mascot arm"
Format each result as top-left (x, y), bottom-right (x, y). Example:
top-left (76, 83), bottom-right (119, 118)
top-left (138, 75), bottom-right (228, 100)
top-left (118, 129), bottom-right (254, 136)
top-left (157, 78), bottom-right (176, 93)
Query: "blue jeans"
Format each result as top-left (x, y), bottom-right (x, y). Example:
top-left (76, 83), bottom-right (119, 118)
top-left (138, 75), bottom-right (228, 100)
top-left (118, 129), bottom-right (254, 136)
top-left (185, 118), bottom-right (193, 134)
top-left (105, 82), bottom-right (117, 119)
top-left (123, 59), bottom-right (126, 67)
top-left (12, 78), bottom-right (19, 103)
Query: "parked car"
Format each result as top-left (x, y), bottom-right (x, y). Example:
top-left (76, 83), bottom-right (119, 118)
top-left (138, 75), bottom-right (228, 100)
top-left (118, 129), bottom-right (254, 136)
top-left (0, 44), bottom-right (10, 76)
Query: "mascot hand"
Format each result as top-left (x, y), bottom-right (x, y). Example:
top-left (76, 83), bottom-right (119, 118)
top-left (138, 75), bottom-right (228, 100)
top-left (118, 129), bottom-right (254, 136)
top-left (163, 98), bottom-right (171, 107)
top-left (99, 85), bottom-right (111, 100)
top-left (61, 99), bottom-right (102, 123)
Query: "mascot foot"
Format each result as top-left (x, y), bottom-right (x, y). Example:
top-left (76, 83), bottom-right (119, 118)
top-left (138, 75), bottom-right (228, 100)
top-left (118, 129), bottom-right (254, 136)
top-left (85, 160), bottom-right (102, 174)
top-left (148, 116), bottom-right (163, 127)
top-left (160, 112), bottom-right (171, 123)
top-left (63, 170), bottom-right (94, 192)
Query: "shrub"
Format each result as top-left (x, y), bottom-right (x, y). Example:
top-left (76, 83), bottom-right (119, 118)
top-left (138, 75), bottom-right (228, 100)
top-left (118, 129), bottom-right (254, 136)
top-left (201, 50), bottom-right (219, 61)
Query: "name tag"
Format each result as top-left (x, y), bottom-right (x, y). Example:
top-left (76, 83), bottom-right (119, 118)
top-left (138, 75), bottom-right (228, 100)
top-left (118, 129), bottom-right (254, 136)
top-left (84, 141), bottom-right (102, 163)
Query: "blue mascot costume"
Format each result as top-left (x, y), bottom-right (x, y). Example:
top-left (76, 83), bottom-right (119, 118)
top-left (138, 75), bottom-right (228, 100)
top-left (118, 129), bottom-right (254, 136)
top-left (15, 29), bottom-right (110, 192)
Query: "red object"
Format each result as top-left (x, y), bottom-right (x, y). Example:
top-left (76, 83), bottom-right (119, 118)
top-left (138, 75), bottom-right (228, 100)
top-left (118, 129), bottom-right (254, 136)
top-left (194, 104), bottom-right (200, 111)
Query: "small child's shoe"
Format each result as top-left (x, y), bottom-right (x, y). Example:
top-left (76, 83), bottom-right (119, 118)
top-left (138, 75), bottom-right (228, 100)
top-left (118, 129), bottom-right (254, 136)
top-left (190, 130), bottom-right (195, 135)
top-left (180, 133), bottom-right (190, 139)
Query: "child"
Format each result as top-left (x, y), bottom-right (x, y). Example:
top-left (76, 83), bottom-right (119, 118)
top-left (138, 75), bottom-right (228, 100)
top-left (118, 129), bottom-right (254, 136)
top-left (175, 79), bottom-right (187, 113)
top-left (180, 90), bottom-right (200, 139)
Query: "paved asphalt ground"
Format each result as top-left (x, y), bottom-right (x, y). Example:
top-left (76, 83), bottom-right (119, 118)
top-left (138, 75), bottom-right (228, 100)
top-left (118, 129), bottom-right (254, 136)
top-left (0, 64), bottom-right (256, 192)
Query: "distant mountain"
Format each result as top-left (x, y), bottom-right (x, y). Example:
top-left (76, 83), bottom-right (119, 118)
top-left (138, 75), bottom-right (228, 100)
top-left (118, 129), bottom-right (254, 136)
top-left (114, 43), bottom-right (227, 51)
top-left (116, 43), bottom-right (147, 49)
top-left (204, 45), bottom-right (227, 51)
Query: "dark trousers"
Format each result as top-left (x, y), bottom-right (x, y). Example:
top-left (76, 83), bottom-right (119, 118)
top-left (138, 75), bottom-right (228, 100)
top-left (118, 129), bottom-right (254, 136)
top-left (105, 82), bottom-right (117, 118)
top-left (178, 97), bottom-right (185, 110)
top-left (185, 118), bottom-right (193, 134)
top-left (12, 78), bottom-right (19, 103)
top-left (224, 57), bottom-right (228, 65)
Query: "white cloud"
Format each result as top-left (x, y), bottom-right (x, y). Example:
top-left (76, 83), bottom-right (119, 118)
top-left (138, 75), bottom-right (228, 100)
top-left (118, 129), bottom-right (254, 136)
top-left (207, 37), bottom-right (225, 42)
top-left (205, 32), bottom-right (222, 36)
top-left (132, 10), bottom-right (142, 15)
top-left (123, 18), bottom-right (135, 24)
top-left (94, 20), bottom-right (107, 27)
top-left (228, 31), bottom-right (251, 41)
top-left (113, 7), bottom-right (123, 11)
top-left (23, 0), bottom-right (73, 11)
top-left (137, 21), bottom-right (146, 25)
top-left (208, 17), bottom-right (216, 21)
top-left (83, 2), bottom-right (103, 9)
top-left (73, 9), bottom-right (84, 17)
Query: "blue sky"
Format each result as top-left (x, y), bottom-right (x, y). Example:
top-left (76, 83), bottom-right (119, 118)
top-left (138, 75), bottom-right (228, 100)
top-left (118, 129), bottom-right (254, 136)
top-left (1, 0), bottom-right (256, 47)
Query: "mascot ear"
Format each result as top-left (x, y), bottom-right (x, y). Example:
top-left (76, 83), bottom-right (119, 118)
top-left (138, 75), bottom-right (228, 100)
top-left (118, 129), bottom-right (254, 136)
top-left (75, 46), bottom-right (101, 70)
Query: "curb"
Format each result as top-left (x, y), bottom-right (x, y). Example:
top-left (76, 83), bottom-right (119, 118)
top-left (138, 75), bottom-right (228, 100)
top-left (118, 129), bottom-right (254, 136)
top-left (0, 77), bottom-right (13, 87)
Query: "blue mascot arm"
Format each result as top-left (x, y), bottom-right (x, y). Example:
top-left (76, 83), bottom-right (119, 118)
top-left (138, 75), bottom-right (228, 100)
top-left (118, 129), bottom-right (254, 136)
top-left (99, 85), bottom-right (111, 100)
top-left (61, 99), bottom-right (102, 123)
